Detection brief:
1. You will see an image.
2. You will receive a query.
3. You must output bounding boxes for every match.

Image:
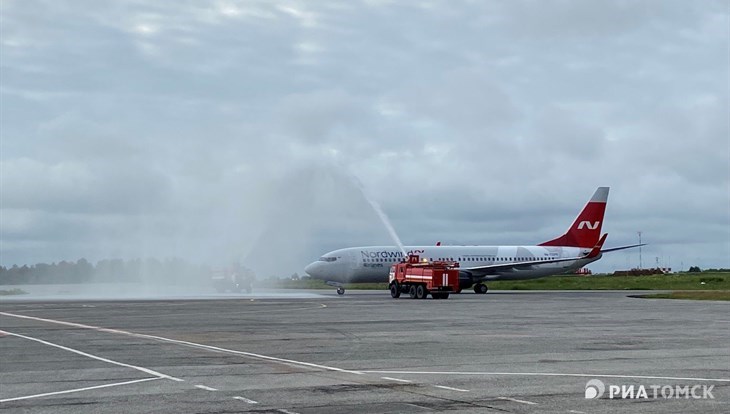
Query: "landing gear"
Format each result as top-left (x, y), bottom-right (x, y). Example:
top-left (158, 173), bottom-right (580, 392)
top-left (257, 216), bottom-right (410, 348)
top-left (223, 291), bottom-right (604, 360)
top-left (326, 281), bottom-right (346, 295)
top-left (474, 283), bottom-right (488, 294)
top-left (390, 282), bottom-right (401, 298)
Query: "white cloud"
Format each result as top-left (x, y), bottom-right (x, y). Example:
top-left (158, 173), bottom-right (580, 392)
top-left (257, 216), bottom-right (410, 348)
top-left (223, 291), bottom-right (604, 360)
top-left (1, 0), bottom-right (727, 273)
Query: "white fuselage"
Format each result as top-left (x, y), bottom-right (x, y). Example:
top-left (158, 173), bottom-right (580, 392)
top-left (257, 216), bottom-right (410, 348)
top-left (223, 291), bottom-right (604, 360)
top-left (305, 245), bottom-right (598, 284)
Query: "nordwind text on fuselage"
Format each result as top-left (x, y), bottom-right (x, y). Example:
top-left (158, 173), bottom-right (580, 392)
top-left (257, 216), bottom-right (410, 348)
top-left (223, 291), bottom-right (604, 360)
top-left (361, 249), bottom-right (424, 268)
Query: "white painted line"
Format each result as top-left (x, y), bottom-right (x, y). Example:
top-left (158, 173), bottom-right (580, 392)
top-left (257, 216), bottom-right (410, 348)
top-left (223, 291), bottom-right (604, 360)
top-left (360, 370), bottom-right (730, 383)
top-left (406, 403), bottom-right (434, 411)
top-left (498, 396), bottom-right (537, 405)
top-left (233, 396), bottom-right (258, 404)
top-left (0, 329), bottom-right (183, 382)
top-left (194, 385), bottom-right (218, 391)
top-left (433, 385), bottom-right (469, 392)
top-left (0, 312), bottom-right (363, 376)
top-left (381, 376), bottom-right (412, 383)
top-left (0, 377), bottom-right (160, 402)
top-left (277, 409), bottom-right (299, 414)
top-left (568, 410), bottom-right (586, 414)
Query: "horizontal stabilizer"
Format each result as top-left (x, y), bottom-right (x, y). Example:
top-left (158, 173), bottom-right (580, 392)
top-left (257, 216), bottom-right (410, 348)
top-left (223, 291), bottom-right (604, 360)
top-left (601, 243), bottom-right (646, 253)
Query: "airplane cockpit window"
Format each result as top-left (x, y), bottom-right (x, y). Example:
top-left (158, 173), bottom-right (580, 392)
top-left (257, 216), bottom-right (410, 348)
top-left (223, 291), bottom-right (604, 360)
top-left (319, 257), bottom-right (337, 262)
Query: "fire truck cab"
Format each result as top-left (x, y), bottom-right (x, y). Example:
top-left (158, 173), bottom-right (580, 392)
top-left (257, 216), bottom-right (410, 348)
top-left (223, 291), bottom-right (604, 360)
top-left (388, 255), bottom-right (460, 299)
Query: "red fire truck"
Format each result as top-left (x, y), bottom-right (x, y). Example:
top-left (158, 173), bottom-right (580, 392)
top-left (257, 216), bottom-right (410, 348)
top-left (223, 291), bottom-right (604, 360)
top-left (388, 255), bottom-right (460, 299)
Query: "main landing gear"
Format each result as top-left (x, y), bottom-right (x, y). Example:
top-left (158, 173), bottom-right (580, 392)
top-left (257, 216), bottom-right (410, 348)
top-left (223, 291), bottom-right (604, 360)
top-left (474, 283), bottom-right (489, 294)
top-left (337, 287), bottom-right (345, 295)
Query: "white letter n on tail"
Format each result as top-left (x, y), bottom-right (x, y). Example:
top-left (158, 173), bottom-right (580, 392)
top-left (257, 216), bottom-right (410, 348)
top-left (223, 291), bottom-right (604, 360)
top-left (577, 221), bottom-right (600, 230)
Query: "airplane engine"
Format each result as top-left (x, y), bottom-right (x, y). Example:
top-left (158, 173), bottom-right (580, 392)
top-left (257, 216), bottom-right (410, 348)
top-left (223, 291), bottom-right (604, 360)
top-left (458, 271), bottom-right (474, 290)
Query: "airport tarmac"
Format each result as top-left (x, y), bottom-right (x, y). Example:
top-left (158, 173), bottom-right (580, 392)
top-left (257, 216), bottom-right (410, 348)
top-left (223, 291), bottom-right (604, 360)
top-left (1, 290), bottom-right (728, 413)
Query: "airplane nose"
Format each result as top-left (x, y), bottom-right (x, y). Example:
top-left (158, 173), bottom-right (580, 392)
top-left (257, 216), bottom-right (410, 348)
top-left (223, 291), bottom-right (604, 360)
top-left (304, 261), bottom-right (319, 277)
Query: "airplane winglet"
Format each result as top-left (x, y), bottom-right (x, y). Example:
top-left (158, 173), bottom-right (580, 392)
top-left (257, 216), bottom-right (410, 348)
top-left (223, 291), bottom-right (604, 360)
top-left (587, 233), bottom-right (608, 258)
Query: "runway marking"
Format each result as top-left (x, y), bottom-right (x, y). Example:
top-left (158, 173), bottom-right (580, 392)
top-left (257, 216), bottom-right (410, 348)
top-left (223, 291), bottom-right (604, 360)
top-left (360, 370), bottom-right (730, 383)
top-left (194, 385), bottom-right (217, 391)
top-left (433, 385), bottom-right (469, 392)
top-left (277, 409), bottom-right (299, 414)
top-left (0, 329), bottom-right (183, 382)
top-left (568, 410), bottom-right (586, 414)
top-left (498, 396), bottom-right (537, 405)
top-left (381, 376), bottom-right (412, 383)
top-left (233, 396), bottom-right (258, 404)
top-left (0, 312), bottom-right (363, 376)
top-left (406, 403), bottom-right (434, 411)
top-left (0, 377), bottom-right (161, 402)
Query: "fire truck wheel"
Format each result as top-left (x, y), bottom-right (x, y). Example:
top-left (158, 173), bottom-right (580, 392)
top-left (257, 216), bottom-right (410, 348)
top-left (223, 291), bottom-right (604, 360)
top-left (409, 285), bottom-right (417, 299)
top-left (416, 284), bottom-right (426, 299)
top-left (337, 287), bottom-right (345, 295)
top-left (390, 283), bottom-right (401, 298)
top-left (474, 284), bottom-right (488, 294)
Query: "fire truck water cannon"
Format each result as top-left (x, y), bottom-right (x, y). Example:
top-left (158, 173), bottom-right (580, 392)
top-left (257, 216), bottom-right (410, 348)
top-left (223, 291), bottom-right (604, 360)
top-left (389, 255), bottom-right (460, 299)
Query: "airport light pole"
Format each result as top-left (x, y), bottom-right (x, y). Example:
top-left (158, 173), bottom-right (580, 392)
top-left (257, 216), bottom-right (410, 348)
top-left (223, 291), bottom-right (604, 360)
top-left (637, 231), bottom-right (642, 269)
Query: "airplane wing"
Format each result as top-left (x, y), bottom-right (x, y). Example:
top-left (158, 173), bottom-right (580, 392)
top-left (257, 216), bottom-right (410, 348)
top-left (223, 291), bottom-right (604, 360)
top-left (461, 234), bottom-right (608, 278)
top-left (461, 255), bottom-right (588, 277)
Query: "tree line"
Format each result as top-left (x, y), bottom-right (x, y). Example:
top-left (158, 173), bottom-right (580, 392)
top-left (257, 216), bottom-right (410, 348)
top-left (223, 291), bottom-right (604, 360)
top-left (0, 258), bottom-right (209, 285)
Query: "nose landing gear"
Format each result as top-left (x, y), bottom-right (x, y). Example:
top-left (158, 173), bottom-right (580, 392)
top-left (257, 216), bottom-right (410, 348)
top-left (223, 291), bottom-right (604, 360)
top-left (326, 281), bottom-right (346, 296)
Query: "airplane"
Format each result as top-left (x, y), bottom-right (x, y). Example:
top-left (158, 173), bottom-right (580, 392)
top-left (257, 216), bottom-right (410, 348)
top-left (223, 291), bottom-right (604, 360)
top-left (304, 187), bottom-right (644, 295)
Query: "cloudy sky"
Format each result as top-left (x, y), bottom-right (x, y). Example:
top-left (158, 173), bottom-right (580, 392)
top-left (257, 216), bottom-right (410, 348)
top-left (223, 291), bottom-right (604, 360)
top-left (1, 0), bottom-right (728, 276)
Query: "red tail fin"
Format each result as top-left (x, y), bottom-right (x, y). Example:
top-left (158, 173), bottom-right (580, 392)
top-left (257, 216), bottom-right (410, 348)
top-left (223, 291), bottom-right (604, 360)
top-left (539, 187), bottom-right (609, 248)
